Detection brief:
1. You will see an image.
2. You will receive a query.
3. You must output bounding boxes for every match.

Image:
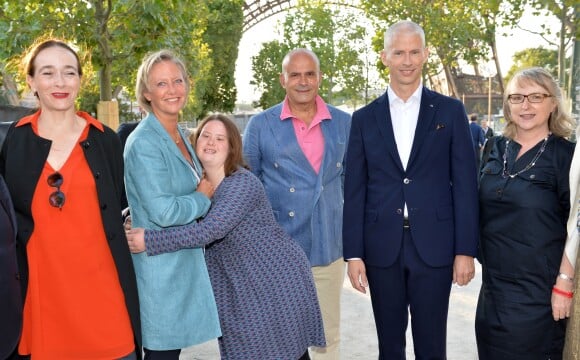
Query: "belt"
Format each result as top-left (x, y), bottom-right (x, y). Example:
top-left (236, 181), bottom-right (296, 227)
top-left (403, 218), bottom-right (410, 229)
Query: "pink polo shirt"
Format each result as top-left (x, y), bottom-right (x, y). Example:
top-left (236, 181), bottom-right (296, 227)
top-left (280, 95), bottom-right (331, 174)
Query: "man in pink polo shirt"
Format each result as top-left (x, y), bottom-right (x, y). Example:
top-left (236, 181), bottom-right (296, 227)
top-left (243, 48), bottom-right (351, 359)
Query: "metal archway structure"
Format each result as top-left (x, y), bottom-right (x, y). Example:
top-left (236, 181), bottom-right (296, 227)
top-left (242, 0), bottom-right (361, 33)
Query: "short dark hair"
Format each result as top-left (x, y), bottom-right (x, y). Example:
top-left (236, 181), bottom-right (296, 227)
top-left (469, 114), bottom-right (478, 122)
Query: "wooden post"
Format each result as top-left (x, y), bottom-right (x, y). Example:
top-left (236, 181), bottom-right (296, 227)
top-left (97, 100), bottom-right (119, 130)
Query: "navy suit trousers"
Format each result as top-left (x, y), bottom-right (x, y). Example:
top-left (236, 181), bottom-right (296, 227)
top-left (366, 228), bottom-right (453, 360)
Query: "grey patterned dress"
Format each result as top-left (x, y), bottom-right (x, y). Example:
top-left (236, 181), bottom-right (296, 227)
top-left (144, 168), bottom-right (325, 359)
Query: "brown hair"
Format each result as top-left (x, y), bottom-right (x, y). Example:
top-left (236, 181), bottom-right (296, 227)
top-left (193, 114), bottom-right (249, 176)
top-left (23, 39), bottom-right (82, 77)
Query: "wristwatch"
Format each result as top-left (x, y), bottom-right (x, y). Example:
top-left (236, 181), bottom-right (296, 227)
top-left (558, 272), bottom-right (574, 282)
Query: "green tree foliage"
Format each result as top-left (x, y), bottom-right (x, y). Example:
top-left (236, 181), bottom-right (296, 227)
top-left (360, 0), bottom-right (525, 97)
top-left (523, 0), bottom-right (578, 99)
top-left (0, 0), bottom-right (243, 121)
top-left (250, 2), bottom-right (368, 109)
top-left (199, 0), bottom-right (244, 118)
top-left (250, 40), bottom-right (289, 109)
top-left (504, 47), bottom-right (558, 80)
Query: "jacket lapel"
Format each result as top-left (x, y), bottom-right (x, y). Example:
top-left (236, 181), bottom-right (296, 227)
top-left (268, 109), bottom-right (316, 175)
top-left (407, 87), bottom-right (438, 169)
top-left (317, 118), bottom-right (337, 183)
top-left (144, 114), bottom-right (201, 179)
top-left (374, 92), bottom-right (405, 172)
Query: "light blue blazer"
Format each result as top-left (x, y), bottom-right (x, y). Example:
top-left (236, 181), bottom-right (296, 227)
top-left (124, 113), bottom-right (220, 349)
top-left (243, 102), bottom-right (351, 266)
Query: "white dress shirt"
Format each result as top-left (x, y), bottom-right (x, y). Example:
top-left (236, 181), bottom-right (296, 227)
top-left (388, 85), bottom-right (422, 169)
top-left (388, 85), bottom-right (423, 217)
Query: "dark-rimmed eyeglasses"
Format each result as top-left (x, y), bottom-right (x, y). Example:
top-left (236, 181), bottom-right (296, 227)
top-left (507, 93), bottom-right (552, 104)
top-left (47, 172), bottom-right (65, 209)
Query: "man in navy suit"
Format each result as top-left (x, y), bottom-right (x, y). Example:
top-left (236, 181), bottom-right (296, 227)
top-left (343, 20), bottom-right (479, 359)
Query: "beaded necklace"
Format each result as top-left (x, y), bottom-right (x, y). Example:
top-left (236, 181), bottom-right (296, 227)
top-left (502, 133), bottom-right (551, 179)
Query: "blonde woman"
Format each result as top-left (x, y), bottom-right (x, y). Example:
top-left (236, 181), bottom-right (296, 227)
top-left (124, 50), bottom-right (220, 358)
top-left (476, 67), bottom-right (576, 359)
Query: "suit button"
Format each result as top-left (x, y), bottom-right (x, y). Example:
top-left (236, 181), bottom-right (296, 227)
top-left (403, 178), bottom-right (411, 184)
top-left (289, 211), bottom-right (295, 217)
top-left (336, 162), bottom-right (342, 168)
top-left (396, 208), bottom-right (403, 214)
top-left (289, 187), bottom-right (295, 193)
top-left (274, 162), bottom-right (279, 168)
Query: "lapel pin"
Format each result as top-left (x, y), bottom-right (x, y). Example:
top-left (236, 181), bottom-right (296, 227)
top-left (436, 124), bottom-right (445, 130)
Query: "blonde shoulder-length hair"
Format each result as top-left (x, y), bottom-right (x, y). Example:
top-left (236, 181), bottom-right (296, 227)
top-left (502, 67), bottom-right (575, 139)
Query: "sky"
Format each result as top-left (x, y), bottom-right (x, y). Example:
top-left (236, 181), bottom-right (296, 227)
top-left (234, 8), bottom-right (561, 104)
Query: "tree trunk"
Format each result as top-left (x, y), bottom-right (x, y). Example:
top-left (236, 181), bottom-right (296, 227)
top-left (442, 64), bottom-right (459, 98)
top-left (93, 0), bottom-right (118, 129)
top-left (2, 72), bottom-right (20, 105)
top-left (94, 0), bottom-right (113, 101)
top-left (490, 38), bottom-right (504, 94)
top-left (557, 4), bottom-right (567, 91)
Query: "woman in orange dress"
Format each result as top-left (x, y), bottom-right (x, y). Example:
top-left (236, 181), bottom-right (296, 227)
top-left (0, 39), bottom-right (141, 359)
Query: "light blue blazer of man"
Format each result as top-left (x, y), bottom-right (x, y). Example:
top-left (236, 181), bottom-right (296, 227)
top-left (243, 102), bottom-right (351, 266)
top-left (124, 113), bottom-right (220, 349)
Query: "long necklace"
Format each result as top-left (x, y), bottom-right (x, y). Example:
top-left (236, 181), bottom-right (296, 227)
top-left (502, 133), bottom-right (551, 179)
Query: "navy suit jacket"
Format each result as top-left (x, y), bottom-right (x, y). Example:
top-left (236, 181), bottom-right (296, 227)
top-left (0, 175), bottom-right (21, 359)
top-left (343, 87), bottom-right (479, 268)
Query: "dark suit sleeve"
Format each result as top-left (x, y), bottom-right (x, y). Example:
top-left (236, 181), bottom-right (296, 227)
top-left (342, 109), bottom-right (368, 259)
top-left (450, 106), bottom-right (479, 256)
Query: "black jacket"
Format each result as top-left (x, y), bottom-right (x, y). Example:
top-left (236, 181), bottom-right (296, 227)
top-left (0, 117), bottom-right (142, 358)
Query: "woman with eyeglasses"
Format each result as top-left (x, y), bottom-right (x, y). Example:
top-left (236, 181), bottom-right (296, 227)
top-left (476, 67), bottom-right (576, 359)
top-left (0, 39), bottom-right (141, 359)
top-left (123, 50), bottom-right (220, 359)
